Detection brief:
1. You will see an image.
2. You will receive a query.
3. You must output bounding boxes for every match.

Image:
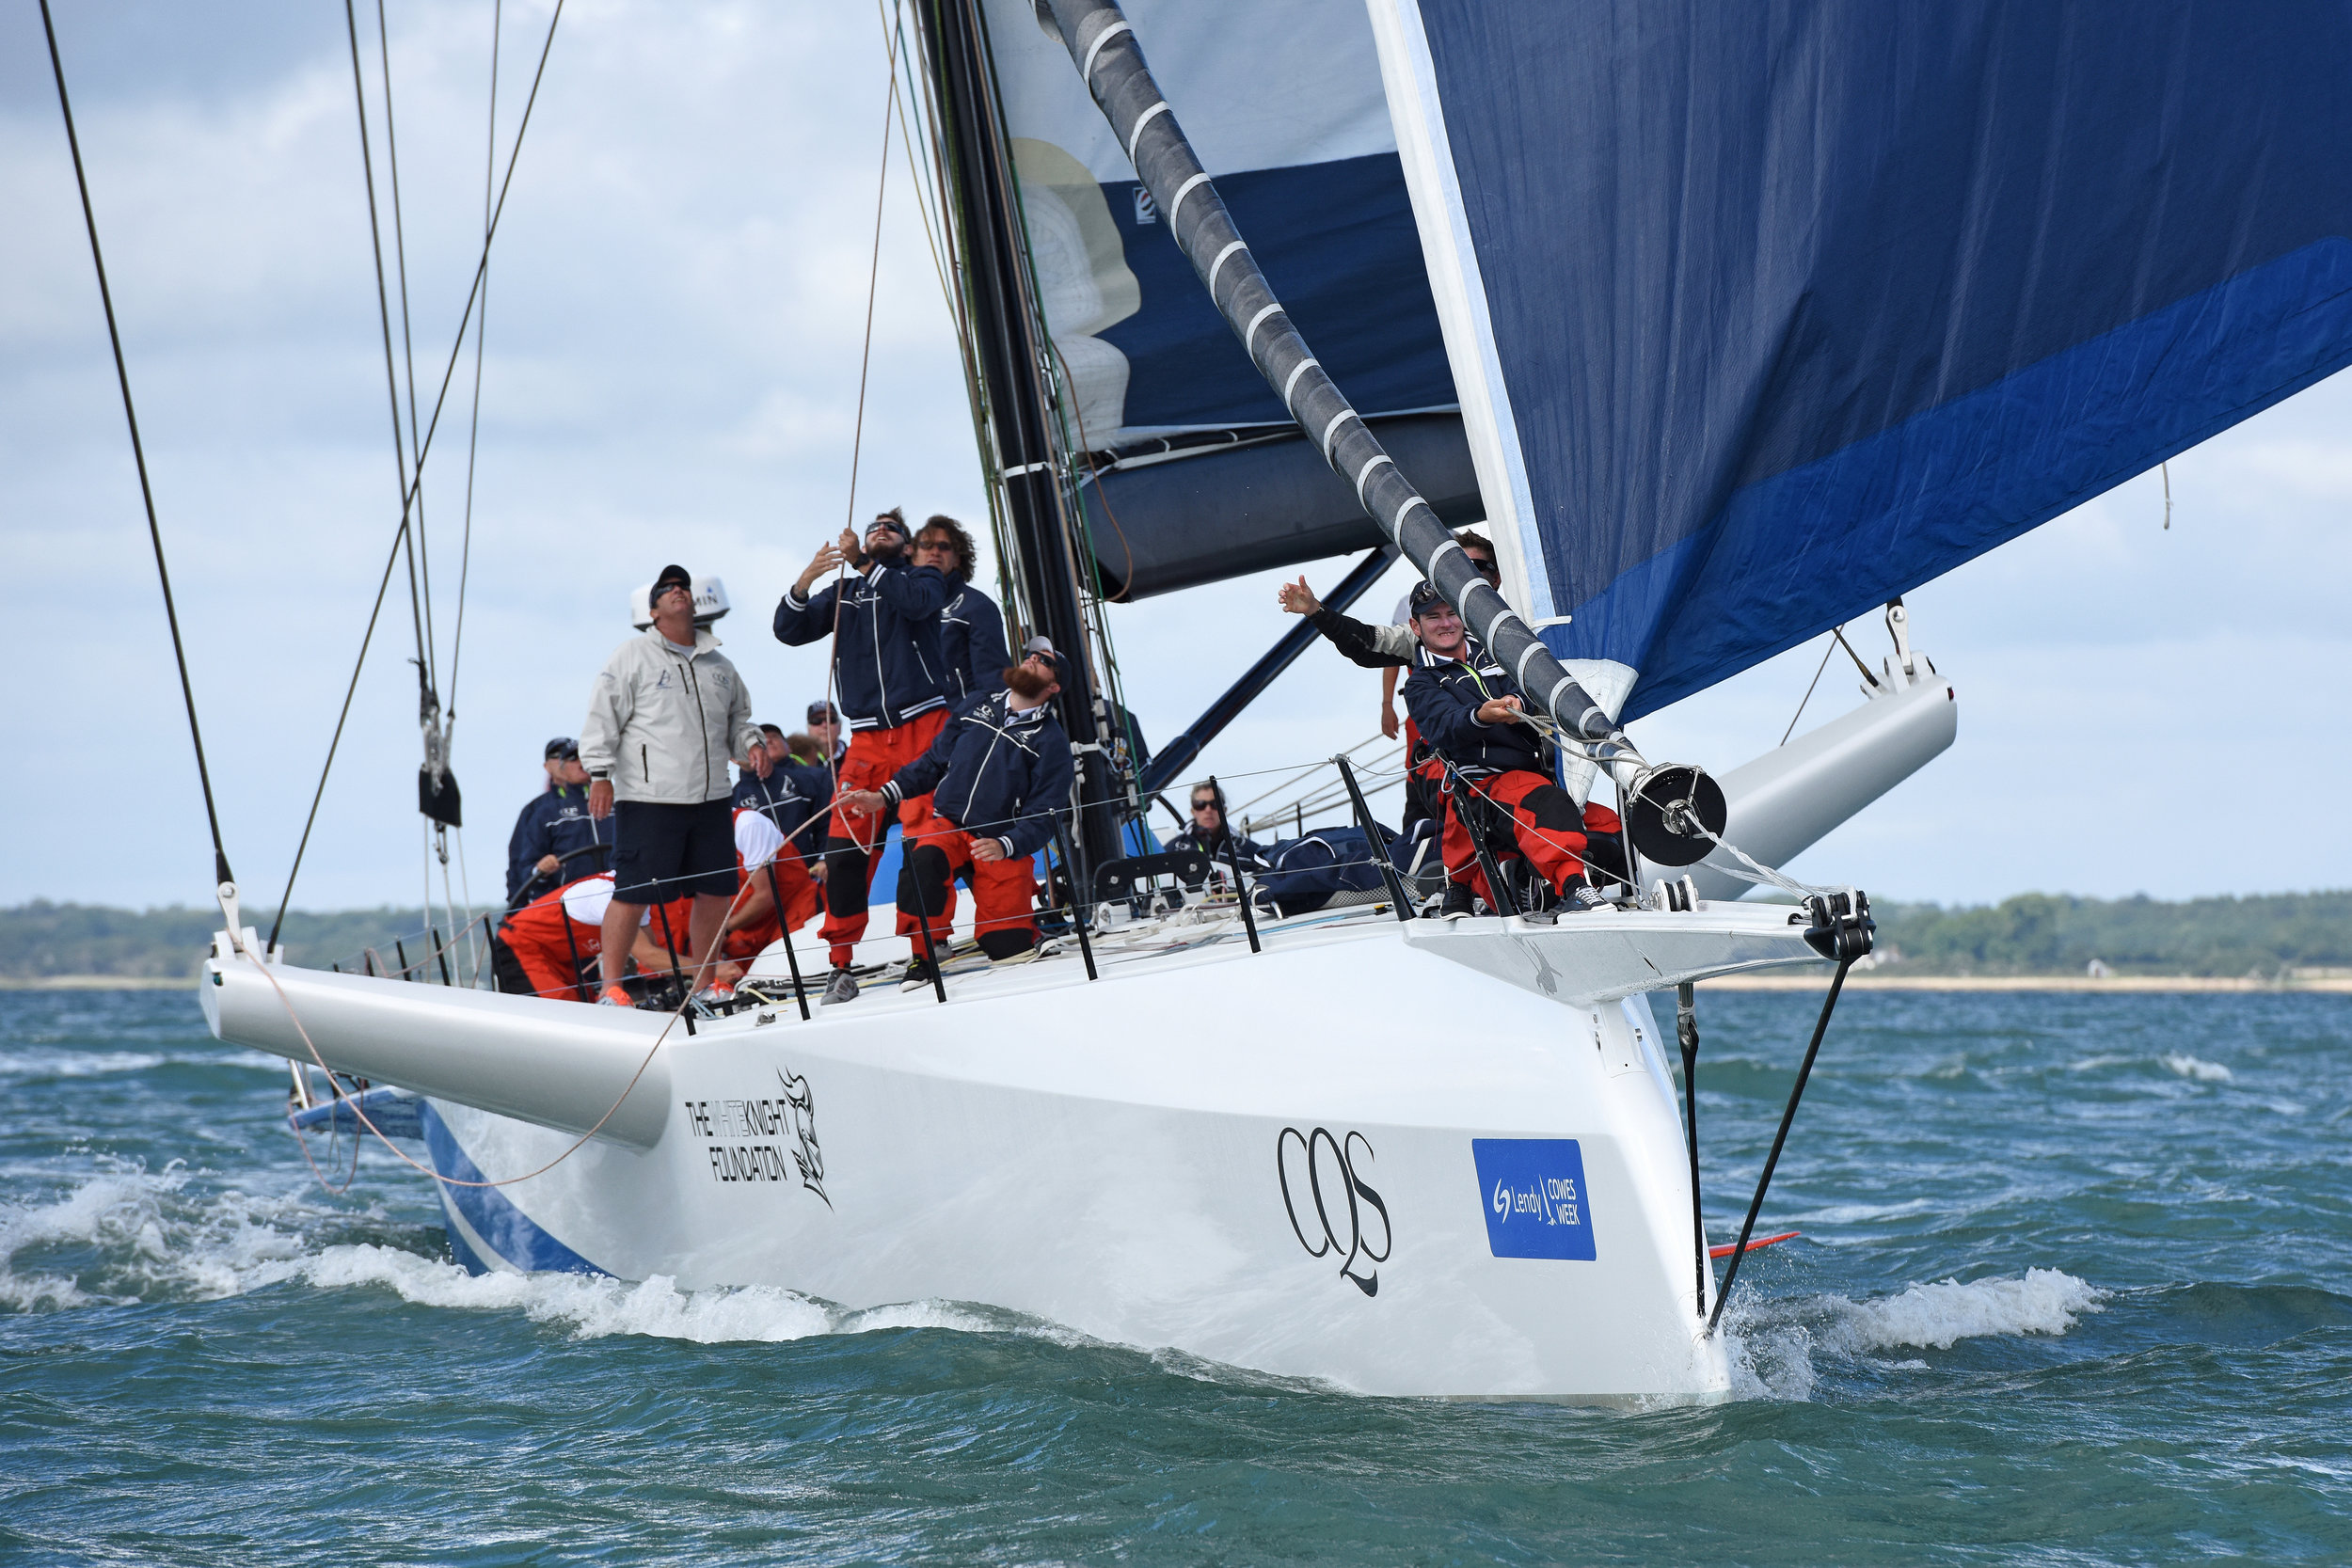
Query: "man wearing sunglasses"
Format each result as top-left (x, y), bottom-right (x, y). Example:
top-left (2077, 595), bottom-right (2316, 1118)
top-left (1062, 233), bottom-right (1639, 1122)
top-left (772, 506), bottom-right (956, 1001)
top-left (1399, 581), bottom-right (1629, 917)
top-left (1274, 529), bottom-right (1501, 851)
top-left (1166, 781), bottom-right (1268, 879)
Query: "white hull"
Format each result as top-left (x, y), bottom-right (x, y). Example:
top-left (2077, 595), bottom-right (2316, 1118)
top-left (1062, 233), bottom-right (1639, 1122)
top-left (203, 904), bottom-right (1831, 1399)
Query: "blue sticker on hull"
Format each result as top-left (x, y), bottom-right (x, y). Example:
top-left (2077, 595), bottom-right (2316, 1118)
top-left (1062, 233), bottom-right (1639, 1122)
top-left (1472, 1139), bottom-right (1597, 1261)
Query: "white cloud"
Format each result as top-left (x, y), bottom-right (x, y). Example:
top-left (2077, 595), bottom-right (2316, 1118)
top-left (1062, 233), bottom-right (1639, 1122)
top-left (3, 0), bottom-right (2347, 912)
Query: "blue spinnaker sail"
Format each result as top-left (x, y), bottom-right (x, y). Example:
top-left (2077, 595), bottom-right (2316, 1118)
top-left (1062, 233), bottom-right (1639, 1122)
top-left (1375, 1), bottom-right (2352, 718)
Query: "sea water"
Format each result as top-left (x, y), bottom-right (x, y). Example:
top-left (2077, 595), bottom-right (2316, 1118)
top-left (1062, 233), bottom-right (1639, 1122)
top-left (2, 988), bottom-right (2346, 1564)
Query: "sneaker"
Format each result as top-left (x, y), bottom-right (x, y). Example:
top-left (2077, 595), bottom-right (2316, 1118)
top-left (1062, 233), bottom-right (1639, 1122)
top-left (1439, 882), bottom-right (1476, 920)
top-left (899, 957), bottom-right (943, 993)
top-left (819, 967), bottom-right (860, 1006)
top-left (597, 985), bottom-right (632, 1007)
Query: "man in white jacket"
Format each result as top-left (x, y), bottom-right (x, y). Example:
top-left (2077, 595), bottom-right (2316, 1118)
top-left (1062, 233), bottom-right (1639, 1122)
top-left (581, 564), bottom-right (770, 1006)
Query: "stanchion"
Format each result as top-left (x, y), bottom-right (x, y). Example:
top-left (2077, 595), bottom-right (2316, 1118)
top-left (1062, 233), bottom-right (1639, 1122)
top-left (761, 861), bottom-right (812, 1020)
top-left (1209, 775), bottom-right (1261, 953)
top-left (1050, 816), bottom-right (1097, 980)
top-left (1335, 754), bottom-right (1411, 923)
top-left (651, 895), bottom-right (697, 1037)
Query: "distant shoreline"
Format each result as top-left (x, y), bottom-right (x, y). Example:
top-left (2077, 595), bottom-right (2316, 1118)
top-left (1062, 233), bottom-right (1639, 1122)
top-left (1704, 972), bottom-right (2352, 993)
top-left (6, 972), bottom-right (2348, 996)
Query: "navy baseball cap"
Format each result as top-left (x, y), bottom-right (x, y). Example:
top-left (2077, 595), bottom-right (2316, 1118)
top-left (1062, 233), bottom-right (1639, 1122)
top-left (545, 736), bottom-right (580, 760)
top-left (1408, 580), bottom-right (1453, 618)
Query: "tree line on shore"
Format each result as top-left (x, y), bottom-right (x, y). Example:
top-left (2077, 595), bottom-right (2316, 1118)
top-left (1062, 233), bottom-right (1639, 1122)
top-left (1, 890), bottom-right (2346, 980)
top-left (0, 902), bottom-right (497, 980)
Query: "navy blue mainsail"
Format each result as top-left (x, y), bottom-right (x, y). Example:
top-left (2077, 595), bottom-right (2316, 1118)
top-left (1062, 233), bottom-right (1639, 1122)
top-left (1375, 1), bottom-right (2352, 717)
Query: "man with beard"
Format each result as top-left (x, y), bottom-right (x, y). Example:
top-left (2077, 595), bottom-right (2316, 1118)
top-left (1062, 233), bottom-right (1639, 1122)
top-left (772, 508), bottom-right (955, 1002)
top-left (841, 645), bottom-right (1074, 992)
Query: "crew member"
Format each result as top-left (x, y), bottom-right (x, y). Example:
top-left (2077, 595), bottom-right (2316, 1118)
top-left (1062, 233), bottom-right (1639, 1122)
top-left (840, 645), bottom-right (1074, 992)
top-left (735, 722), bottom-right (833, 870)
top-left (772, 508), bottom-right (955, 1002)
top-left (711, 805), bottom-right (823, 982)
top-left (582, 563), bottom-right (771, 1006)
top-left (1167, 781), bottom-right (1269, 880)
top-left (491, 870), bottom-right (693, 1003)
top-left (504, 737), bottom-right (606, 904)
top-left (804, 700), bottom-right (848, 767)
top-left (1275, 539), bottom-right (1498, 853)
top-left (1398, 581), bottom-right (1629, 915)
top-left (915, 515), bottom-right (1009, 701)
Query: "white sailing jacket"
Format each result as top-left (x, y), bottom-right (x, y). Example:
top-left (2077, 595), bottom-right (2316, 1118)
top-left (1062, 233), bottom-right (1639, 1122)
top-left (580, 627), bottom-right (762, 805)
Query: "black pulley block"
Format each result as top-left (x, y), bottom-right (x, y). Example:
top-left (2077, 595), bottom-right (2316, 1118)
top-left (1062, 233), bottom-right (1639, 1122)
top-left (1623, 764), bottom-right (1725, 866)
top-left (1802, 889), bottom-right (1876, 962)
top-left (418, 765), bottom-right (463, 829)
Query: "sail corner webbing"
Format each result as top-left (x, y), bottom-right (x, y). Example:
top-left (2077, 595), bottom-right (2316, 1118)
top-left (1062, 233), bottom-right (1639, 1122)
top-left (1039, 0), bottom-right (1625, 752)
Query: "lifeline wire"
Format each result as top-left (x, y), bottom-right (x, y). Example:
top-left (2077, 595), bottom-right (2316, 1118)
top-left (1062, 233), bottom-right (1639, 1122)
top-left (38, 0), bottom-right (235, 895)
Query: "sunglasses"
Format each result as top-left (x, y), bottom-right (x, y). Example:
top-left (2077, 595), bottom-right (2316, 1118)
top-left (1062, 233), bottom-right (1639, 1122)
top-left (1190, 800), bottom-right (1218, 812)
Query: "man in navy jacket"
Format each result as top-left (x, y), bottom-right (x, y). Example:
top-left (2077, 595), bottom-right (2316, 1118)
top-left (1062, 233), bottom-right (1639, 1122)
top-left (772, 507), bottom-right (955, 992)
top-left (505, 736), bottom-right (608, 905)
top-left (843, 645), bottom-right (1073, 988)
top-left (733, 723), bottom-right (832, 867)
top-left (1399, 582), bottom-right (1627, 913)
top-left (912, 515), bottom-right (1009, 702)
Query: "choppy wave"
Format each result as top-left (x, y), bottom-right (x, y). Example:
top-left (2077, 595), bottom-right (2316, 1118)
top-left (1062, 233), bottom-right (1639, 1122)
top-left (0, 1161), bottom-right (330, 1311)
top-left (2162, 1052), bottom-right (2235, 1083)
top-left (0, 1163), bottom-right (1063, 1349)
top-left (1726, 1268), bottom-right (2106, 1400)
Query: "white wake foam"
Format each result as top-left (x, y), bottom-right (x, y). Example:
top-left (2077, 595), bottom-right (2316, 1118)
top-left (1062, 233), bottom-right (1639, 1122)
top-left (2, 1166), bottom-right (1066, 1348)
top-left (271, 1243), bottom-right (1042, 1346)
top-left (2162, 1053), bottom-right (2234, 1083)
top-left (1724, 1267), bottom-right (2106, 1400)
top-left (1820, 1267), bottom-right (2106, 1352)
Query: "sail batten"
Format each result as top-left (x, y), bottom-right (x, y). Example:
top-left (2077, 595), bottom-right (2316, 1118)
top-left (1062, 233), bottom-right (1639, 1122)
top-left (1385, 1), bottom-right (2352, 719)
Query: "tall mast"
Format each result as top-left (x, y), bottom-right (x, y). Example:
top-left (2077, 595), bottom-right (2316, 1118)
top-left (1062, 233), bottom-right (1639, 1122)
top-left (915, 0), bottom-right (1127, 874)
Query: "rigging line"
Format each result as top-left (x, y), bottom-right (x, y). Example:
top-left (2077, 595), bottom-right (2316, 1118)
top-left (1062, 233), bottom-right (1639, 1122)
top-left (37, 0), bottom-right (235, 891)
top-left (449, 0), bottom-right (502, 717)
top-left (373, 0), bottom-right (437, 695)
top-left (844, 48), bottom-right (899, 538)
top-left (273, 0), bottom-right (564, 937)
top-left (1830, 624), bottom-right (1882, 689)
top-left (878, 0), bottom-right (952, 317)
top-left (342, 0), bottom-right (423, 671)
top-left (366, 0), bottom-right (567, 568)
top-left (268, 523), bottom-right (411, 951)
top-left (1779, 627), bottom-right (1842, 748)
top-left (816, 25), bottom-right (905, 818)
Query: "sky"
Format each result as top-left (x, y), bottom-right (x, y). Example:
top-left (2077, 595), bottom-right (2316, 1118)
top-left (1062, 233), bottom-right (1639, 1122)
top-left (5, 0), bottom-right (2349, 916)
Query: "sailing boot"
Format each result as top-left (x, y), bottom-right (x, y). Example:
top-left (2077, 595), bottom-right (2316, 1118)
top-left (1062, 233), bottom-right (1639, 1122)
top-left (820, 967), bottom-right (860, 1006)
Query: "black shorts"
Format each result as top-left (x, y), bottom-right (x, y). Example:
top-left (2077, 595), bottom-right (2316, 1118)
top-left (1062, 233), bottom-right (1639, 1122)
top-left (611, 798), bottom-right (737, 903)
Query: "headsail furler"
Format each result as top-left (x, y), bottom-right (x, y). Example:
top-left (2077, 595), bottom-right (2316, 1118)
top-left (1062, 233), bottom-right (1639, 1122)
top-left (1039, 0), bottom-right (1719, 858)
